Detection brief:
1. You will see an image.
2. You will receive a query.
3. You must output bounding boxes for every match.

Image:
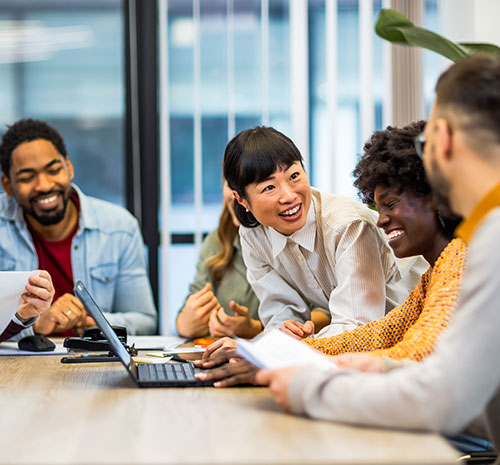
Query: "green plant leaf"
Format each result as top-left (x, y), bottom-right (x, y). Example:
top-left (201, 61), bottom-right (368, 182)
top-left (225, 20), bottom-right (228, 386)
top-left (459, 42), bottom-right (500, 57)
top-left (375, 9), bottom-right (468, 63)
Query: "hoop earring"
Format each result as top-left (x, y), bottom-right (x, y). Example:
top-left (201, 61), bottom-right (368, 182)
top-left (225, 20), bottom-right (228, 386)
top-left (437, 210), bottom-right (445, 228)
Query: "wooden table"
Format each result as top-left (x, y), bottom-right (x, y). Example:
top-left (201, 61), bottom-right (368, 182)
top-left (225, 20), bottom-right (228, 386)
top-left (0, 354), bottom-right (459, 465)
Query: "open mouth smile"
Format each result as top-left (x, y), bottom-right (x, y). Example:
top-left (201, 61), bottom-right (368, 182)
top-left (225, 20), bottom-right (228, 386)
top-left (279, 204), bottom-right (301, 218)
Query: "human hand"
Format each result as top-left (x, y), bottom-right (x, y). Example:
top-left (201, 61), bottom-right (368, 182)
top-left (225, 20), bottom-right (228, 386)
top-left (195, 356), bottom-right (259, 387)
top-left (279, 320), bottom-right (314, 340)
top-left (255, 366), bottom-right (301, 412)
top-left (176, 283), bottom-right (222, 337)
top-left (208, 301), bottom-right (262, 338)
top-left (33, 293), bottom-right (87, 335)
top-left (17, 271), bottom-right (55, 320)
top-left (201, 336), bottom-right (238, 360)
top-left (332, 352), bottom-right (384, 373)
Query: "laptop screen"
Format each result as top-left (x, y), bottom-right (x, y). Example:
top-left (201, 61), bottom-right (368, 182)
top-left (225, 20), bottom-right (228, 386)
top-left (74, 281), bottom-right (132, 368)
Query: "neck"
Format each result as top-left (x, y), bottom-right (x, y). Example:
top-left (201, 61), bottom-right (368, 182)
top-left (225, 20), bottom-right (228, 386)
top-left (452, 154), bottom-right (500, 218)
top-left (26, 200), bottom-right (78, 241)
top-left (423, 232), bottom-right (450, 266)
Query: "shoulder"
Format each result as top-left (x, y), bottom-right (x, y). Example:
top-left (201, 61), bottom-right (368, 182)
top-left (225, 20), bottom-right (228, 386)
top-left (200, 229), bottom-right (222, 254)
top-left (312, 188), bottom-right (379, 232)
top-left (77, 189), bottom-right (140, 234)
top-left (0, 193), bottom-right (20, 222)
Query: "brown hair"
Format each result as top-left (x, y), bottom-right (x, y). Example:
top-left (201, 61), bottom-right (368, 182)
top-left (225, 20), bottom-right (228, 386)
top-left (205, 203), bottom-right (239, 287)
top-left (435, 54), bottom-right (500, 155)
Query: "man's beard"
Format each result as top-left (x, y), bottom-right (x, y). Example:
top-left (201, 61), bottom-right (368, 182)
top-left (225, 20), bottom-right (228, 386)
top-left (428, 159), bottom-right (455, 217)
top-left (25, 190), bottom-right (70, 226)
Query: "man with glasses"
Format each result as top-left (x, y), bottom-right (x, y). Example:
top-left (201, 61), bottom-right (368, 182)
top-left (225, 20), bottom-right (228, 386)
top-left (256, 54), bottom-right (500, 461)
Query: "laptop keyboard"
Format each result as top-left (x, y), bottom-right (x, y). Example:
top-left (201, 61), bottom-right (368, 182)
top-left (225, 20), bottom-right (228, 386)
top-left (138, 362), bottom-right (199, 382)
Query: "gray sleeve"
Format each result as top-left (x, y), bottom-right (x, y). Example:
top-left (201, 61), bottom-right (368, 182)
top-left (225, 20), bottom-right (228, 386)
top-left (288, 214), bottom-right (500, 434)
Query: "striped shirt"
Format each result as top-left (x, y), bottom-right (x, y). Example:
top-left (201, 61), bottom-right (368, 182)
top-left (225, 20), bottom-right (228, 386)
top-left (239, 188), bottom-right (427, 335)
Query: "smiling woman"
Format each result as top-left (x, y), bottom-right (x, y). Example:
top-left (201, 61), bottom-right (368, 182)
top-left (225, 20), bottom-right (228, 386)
top-left (221, 126), bottom-right (425, 338)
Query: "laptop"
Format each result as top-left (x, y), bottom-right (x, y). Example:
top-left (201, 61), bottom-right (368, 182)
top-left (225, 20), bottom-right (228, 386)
top-left (74, 281), bottom-right (213, 388)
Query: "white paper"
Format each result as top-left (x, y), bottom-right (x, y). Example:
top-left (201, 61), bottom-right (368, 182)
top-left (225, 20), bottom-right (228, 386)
top-left (0, 342), bottom-right (67, 356)
top-left (0, 271), bottom-right (34, 335)
top-left (236, 329), bottom-right (338, 371)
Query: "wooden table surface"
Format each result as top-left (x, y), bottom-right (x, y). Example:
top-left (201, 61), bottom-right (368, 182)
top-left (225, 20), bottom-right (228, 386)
top-left (0, 353), bottom-right (459, 465)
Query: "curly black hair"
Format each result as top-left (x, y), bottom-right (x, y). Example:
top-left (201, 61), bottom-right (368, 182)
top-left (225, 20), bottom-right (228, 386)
top-left (0, 118), bottom-right (68, 177)
top-left (353, 121), bottom-right (428, 207)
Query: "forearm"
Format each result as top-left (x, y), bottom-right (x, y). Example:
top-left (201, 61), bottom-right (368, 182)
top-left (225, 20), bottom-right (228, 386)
top-left (234, 318), bottom-right (263, 339)
top-left (310, 310), bottom-right (330, 333)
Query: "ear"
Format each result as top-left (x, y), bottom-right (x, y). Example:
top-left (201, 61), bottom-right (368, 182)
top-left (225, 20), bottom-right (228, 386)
top-left (232, 190), bottom-right (250, 211)
top-left (435, 118), bottom-right (453, 162)
top-left (1, 174), bottom-right (14, 197)
top-left (65, 157), bottom-right (75, 180)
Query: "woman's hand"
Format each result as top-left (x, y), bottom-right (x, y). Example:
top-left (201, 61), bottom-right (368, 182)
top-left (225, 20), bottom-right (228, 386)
top-left (17, 271), bottom-right (55, 321)
top-left (279, 320), bottom-right (314, 339)
top-left (208, 301), bottom-right (262, 338)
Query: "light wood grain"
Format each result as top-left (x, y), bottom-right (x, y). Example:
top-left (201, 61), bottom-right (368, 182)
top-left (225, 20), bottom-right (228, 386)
top-left (0, 354), bottom-right (459, 465)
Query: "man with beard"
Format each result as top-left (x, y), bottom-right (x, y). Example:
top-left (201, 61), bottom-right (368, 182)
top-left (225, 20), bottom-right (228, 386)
top-left (0, 119), bottom-right (156, 337)
top-left (255, 55), bottom-right (500, 460)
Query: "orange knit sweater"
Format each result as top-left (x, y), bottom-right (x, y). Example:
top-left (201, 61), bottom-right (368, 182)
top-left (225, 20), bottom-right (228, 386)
top-left (303, 238), bottom-right (466, 361)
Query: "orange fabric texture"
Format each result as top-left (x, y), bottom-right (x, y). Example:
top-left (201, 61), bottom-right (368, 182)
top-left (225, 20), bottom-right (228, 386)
top-left (303, 238), bottom-right (466, 361)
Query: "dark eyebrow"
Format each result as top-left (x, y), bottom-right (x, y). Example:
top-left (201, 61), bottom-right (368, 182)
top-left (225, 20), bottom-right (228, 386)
top-left (15, 158), bottom-right (63, 177)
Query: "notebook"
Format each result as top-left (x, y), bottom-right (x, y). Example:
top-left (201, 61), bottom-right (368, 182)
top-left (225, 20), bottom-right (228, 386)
top-left (74, 281), bottom-right (212, 388)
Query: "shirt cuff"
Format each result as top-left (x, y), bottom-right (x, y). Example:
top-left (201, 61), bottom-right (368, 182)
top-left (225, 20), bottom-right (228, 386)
top-left (12, 313), bottom-right (39, 328)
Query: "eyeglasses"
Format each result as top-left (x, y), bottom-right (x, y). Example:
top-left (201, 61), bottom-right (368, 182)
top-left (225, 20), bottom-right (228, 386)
top-left (414, 132), bottom-right (426, 159)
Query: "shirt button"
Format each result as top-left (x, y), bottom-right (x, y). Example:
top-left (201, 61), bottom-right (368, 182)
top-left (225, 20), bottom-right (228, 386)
top-left (74, 245), bottom-right (79, 250)
top-left (105, 276), bottom-right (110, 282)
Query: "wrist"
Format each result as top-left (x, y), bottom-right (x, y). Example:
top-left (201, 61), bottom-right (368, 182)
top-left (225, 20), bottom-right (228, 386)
top-left (14, 311), bottom-right (38, 327)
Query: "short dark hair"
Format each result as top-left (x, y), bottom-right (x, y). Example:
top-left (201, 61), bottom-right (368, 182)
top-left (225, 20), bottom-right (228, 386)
top-left (353, 121), bottom-right (460, 239)
top-left (0, 118), bottom-right (68, 177)
top-left (435, 54), bottom-right (500, 154)
top-left (223, 126), bottom-right (304, 228)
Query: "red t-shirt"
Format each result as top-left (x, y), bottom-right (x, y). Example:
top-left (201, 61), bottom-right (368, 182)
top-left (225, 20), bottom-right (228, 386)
top-left (27, 192), bottom-right (79, 336)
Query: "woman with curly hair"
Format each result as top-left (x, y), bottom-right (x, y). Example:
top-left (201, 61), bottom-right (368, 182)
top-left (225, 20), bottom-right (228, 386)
top-left (303, 120), bottom-right (465, 370)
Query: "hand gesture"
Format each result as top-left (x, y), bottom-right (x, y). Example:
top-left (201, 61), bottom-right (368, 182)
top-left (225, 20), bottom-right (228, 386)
top-left (201, 336), bottom-right (238, 360)
top-left (255, 366), bottom-right (301, 412)
top-left (17, 271), bottom-right (55, 320)
top-left (176, 283), bottom-right (222, 338)
top-left (279, 319), bottom-right (315, 339)
top-left (208, 301), bottom-right (262, 338)
top-left (33, 293), bottom-right (87, 335)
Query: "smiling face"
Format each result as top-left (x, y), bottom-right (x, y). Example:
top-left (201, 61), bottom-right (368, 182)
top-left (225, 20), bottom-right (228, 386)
top-left (1, 138), bottom-right (74, 226)
top-left (235, 161), bottom-right (312, 236)
top-left (374, 185), bottom-right (439, 261)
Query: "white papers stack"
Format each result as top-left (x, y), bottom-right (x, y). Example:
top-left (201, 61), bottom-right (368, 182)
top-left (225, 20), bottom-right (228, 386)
top-left (0, 271), bottom-right (34, 335)
top-left (236, 329), bottom-right (338, 371)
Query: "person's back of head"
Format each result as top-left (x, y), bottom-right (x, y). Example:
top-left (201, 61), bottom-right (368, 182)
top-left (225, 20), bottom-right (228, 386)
top-left (0, 118), bottom-right (68, 178)
top-left (434, 54), bottom-right (500, 160)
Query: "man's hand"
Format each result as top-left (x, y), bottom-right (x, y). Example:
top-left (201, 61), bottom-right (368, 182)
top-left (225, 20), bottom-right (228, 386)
top-left (177, 283), bottom-right (222, 338)
top-left (279, 320), bottom-right (314, 339)
top-left (194, 349), bottom-right (257, 387)
top-left (208, 301), bottom-right (262, 338)
top-left (255, 366), bottom-right (301, 412)
top-left (332, 352), bottom-right (384, 373)
top-left (17, 271), bottom-right (55, 320)
top-left (33, 293), bottom-right (87, 335)
top-left (201, 336), bottom-right (238, 360)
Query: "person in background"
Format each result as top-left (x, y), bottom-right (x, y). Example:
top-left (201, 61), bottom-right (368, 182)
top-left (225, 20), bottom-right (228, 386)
top-left (176, 182), bottom-right (261, 339)
top-left (0, 270), bottom-right (54, 341)
top-left (256, 55), bottom-right (500, 461)
top-left (0, 118), bottom-right (156, 338)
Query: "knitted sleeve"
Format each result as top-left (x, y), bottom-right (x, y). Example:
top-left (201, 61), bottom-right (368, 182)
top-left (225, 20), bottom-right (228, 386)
top-left (302, 269), bottom-right (430, 356)
top-left (372, 238), bottom-right (466, 361)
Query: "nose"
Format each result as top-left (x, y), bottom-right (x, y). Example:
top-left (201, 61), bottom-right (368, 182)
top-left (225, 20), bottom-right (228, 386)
top-left (279, 183), bottom-right (297, 204)
top-left (35, 172), bottom-right (54, 192)
top-left (376, 210), bottom-right (390, 229)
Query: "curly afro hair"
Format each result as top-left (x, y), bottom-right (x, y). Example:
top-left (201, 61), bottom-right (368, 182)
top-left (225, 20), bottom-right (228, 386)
top-left (353, 121), bottom-right (428, 208)
top-left (0, 118), bottom-right (68, 178)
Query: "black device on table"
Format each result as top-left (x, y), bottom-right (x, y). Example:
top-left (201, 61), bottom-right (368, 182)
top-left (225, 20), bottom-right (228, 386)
top-left (72, 281), bottom-right (213, 387)
top-left (18, 334), bottom-right (56, 352)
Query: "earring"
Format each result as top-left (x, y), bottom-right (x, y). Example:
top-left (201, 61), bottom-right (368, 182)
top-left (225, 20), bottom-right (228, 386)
top-left (437, 210), bottom-right (445, 228)
top-left (245, 208), bottom-right (249, 213)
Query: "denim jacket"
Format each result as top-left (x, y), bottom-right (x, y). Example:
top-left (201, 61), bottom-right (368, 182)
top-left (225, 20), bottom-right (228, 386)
top-left (0, 185), bottom-right (157, 337)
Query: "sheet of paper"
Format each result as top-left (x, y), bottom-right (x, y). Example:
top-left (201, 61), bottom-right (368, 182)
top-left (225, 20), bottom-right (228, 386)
top-left (127, 335), bottom-right (188, 350)
top-left (0, 342), bottom-right (67, 356)
top-left (236, 329), bottom-right (338, 371)
top-left (0, 271), bottom-right (34, 335)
